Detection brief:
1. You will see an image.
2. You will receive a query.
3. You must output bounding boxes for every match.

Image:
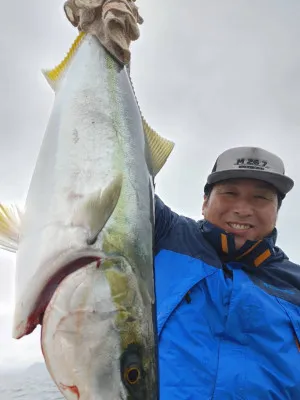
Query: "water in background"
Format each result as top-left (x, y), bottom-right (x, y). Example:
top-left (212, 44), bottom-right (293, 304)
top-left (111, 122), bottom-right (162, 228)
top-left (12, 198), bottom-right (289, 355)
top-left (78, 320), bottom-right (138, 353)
top-left (0, 363), bottom-right (63, 400)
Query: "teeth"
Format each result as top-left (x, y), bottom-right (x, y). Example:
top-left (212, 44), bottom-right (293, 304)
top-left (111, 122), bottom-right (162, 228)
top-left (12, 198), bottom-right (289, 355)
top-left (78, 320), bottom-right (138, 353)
top-left (228, 223), bottom-right (251, 230)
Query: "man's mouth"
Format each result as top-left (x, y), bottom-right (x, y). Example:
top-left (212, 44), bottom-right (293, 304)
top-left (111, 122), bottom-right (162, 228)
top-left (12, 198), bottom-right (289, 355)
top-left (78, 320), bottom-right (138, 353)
top-left (227, 222), bottom-right (253, 231)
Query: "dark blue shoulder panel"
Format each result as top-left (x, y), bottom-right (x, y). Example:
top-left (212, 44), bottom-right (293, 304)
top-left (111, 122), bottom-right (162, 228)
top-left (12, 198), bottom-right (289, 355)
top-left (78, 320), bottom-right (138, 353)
top-left (247, 259), bottom-right (300, 306)
top-left (155, 196), bottom-right (222, 269)
top-left (155, 195), bottom-right (178, 251)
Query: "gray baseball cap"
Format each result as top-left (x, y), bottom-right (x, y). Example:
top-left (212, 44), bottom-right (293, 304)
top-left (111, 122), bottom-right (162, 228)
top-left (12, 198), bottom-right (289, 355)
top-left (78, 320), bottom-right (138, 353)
top-left (206, 147), bottom-right (294, 196)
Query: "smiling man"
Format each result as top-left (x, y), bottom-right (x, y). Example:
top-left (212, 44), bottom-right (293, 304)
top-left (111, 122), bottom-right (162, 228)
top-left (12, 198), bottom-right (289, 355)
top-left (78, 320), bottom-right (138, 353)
top-left (202, 179), bottom-right (278, 250)
top-left (154, 147), bottom-right (300, 399)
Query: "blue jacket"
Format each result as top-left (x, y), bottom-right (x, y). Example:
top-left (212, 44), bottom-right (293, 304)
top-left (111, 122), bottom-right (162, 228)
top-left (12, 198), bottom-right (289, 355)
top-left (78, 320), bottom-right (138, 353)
top-left (154, 196), bottom-right (300, 400)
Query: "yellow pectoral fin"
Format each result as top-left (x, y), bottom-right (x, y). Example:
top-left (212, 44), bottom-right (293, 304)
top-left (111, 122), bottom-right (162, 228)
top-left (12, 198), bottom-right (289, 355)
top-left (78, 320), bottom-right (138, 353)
top-left (142, 117), bottom-right (175, 177)
top-left (0, 204), bottom-right (22, 253)
top-left (75, 174), bottom-right (123, 245)
top-left (42, 31), bottom-right (86, 91)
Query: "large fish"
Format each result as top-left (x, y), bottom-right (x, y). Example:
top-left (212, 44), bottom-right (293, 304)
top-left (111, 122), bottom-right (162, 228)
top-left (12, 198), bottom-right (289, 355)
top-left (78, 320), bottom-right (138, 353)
top-left (0, 4), bottom-right (174, 399)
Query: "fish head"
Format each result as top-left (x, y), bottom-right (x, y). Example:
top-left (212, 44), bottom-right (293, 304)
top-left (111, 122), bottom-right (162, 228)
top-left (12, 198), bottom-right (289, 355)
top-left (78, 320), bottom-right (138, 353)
top-left (41, 258), bottom-right (157, 400)
top-left (12, 173), bottom-right (124, 339)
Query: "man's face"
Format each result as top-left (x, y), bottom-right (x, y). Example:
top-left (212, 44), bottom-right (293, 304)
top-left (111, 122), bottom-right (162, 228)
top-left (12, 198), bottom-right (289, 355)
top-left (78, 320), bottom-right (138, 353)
top-left (202, 178), bottom-right (279, 249)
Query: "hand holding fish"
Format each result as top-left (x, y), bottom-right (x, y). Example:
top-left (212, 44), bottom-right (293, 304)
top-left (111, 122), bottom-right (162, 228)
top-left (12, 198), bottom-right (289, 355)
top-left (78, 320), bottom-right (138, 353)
top-left (64, 0), bottom-right (144, 64)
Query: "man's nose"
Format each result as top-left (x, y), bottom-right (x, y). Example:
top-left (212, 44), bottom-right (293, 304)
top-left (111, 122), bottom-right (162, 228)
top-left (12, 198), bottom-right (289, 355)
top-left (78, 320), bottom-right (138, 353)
top-left (232, 199), bottom-right (253, 217)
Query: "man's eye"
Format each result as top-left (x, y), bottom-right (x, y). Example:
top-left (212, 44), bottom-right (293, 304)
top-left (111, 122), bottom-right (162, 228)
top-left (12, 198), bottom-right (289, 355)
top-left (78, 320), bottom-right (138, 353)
top-left (254, 195), bottom-right (268, 200)
top-left (224, 191), bottom-right (236, 195)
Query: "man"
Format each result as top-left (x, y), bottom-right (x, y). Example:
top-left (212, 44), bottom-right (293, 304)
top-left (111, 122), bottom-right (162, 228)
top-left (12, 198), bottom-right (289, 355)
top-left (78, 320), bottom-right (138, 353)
top-left (154, 146), bottom-right (300, 399)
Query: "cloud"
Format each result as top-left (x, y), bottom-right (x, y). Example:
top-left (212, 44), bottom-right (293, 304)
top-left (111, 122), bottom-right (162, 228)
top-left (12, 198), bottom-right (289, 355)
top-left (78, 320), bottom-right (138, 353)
top-left (0, 302), bottom-right (13, 317)
top-left (0, 312), bottom-right (43, 370)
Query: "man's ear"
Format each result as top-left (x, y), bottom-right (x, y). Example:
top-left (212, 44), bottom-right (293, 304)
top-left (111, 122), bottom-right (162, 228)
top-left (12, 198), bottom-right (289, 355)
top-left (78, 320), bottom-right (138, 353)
top-left (202, 195), bottom-right (208, 217)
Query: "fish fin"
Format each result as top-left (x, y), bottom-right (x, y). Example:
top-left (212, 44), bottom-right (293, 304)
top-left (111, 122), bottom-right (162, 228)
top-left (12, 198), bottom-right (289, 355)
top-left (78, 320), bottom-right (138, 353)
top-left (142, 117), bottom-right (175, 176)
top-left (42, 31), bottom-right (86, 91)
top-left (75, 174), bottom-right (123, 245)
top-left (0, 204), bottom-right (22, 253)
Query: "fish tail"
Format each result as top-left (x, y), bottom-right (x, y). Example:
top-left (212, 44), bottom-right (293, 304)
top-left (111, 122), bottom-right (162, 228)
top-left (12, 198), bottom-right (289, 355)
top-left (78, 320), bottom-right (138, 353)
top-left (42, 31), bottom-right (86, 91)
top-left (0, 204), bottom-right (21, 253)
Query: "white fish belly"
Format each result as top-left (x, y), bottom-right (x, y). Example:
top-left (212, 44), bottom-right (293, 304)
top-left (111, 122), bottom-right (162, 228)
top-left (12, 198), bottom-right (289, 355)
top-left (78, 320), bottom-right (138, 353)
top-left (42, 261), bottom-right (124, 400)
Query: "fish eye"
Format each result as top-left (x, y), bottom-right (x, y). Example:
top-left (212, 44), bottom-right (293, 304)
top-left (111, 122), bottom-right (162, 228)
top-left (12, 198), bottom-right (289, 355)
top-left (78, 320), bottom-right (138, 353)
top-left (124, 366), bottom-right (140, 385)
top-left (120, 343), bottom-right (146, 397)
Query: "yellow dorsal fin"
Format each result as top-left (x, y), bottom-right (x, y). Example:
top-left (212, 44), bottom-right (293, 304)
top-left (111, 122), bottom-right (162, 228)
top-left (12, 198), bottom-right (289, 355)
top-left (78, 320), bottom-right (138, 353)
top-left (142, 117), bottom-right (175, 176)
top-left (42, 31), bottom-right (86, 91)
top-left (0, 204), bottom-right (22, 253)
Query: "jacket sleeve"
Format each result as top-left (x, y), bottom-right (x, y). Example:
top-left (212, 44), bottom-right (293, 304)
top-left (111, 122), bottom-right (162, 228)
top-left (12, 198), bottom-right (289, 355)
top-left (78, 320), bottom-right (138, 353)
top-left (155, 195), bottom-right (177, 253)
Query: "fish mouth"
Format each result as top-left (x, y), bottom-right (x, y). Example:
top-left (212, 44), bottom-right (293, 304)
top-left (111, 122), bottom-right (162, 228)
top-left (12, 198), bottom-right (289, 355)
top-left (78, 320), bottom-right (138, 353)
top-left (13, 253), bottom-right (101, 338)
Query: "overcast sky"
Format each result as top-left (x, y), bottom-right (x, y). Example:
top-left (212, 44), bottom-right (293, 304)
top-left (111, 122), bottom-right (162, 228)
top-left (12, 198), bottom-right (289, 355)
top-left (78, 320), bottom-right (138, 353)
top-left (1, 0), bottom-right (300, 370)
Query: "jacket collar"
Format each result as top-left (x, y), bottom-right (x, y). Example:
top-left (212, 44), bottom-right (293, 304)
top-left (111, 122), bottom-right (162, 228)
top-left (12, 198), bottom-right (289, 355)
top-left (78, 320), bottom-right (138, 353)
top-left (199, 220), bottom-right (285, 268)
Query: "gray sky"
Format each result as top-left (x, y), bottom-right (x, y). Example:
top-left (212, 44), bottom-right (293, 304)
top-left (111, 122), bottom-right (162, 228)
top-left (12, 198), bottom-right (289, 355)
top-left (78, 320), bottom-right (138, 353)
top-left (1, 0), bottom-right (300, 369)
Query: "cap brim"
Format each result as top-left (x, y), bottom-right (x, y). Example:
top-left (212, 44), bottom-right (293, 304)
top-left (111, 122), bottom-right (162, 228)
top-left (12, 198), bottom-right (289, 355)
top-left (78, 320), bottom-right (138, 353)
top-left (207, 170), bottom-right (294, 195)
